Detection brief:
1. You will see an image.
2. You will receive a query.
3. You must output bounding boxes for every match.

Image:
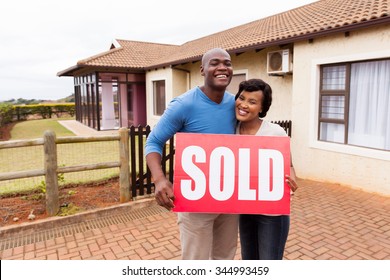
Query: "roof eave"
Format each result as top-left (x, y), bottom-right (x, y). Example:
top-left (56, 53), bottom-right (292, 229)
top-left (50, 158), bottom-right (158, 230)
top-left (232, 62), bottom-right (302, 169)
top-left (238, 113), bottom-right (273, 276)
top-left (57, 65), bottom-right (83, 77)
top-left (145, 55), bottom-right (203, 71)
top-left (58, 64), bottom-right (146, 77)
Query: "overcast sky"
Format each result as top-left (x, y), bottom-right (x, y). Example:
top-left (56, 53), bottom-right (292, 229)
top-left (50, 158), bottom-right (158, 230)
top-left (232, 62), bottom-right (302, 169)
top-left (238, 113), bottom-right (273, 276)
top-left (0, 0), bottom-right (318, 101)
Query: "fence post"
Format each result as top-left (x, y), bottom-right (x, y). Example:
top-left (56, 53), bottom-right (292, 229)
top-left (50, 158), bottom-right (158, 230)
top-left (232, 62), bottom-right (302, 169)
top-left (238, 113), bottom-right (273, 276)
top-left (43, 130), bottom-right (59, 216)
top-left (119, 127), bottom-right (131, 202)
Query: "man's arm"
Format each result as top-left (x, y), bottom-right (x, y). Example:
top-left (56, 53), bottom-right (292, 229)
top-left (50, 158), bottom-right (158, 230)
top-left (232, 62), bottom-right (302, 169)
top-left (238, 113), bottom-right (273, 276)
top-left (144, 97), bottom-right (187, 210)
top-left (146, 152), bottom-right (175, 211)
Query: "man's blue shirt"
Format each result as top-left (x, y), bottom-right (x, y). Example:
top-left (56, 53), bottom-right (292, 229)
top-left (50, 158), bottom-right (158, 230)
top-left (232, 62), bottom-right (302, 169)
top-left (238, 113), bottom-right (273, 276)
top-left (145, 86), bottom-right (236, 155)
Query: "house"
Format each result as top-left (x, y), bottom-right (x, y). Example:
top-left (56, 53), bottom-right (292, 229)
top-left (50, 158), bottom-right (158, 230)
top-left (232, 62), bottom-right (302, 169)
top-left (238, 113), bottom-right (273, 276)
top-left (58, 0), bottom-right (390, 196)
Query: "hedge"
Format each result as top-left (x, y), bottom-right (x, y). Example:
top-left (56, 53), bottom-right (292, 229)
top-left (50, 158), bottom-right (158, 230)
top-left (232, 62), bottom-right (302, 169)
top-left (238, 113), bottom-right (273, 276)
top-left (0, 103), bottom-right (15, 126)
top-left (0, 103), bottom-right (76, 125)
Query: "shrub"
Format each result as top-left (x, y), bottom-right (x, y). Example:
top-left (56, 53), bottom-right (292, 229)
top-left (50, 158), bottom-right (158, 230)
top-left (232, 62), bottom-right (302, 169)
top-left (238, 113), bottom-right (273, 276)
top-left (0, 103), bottom-right (15, 126)
top-left (14, 103), bottom-right (75, 120)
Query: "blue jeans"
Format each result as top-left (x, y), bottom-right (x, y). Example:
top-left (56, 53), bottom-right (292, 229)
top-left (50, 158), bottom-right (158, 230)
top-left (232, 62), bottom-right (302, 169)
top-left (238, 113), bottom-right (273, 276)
top-left (239, 214), bottom-right (290, 260)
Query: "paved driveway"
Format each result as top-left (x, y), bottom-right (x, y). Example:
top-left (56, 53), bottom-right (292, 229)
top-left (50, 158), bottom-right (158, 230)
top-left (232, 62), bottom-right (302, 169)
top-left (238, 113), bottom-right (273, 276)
top-left (1, 179), bottom-right (389, 260)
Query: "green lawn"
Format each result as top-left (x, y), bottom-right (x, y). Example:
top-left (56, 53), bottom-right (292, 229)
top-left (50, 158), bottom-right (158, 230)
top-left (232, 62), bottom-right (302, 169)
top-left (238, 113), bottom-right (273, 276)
top-left (10, 118), bottom-right (75, 139)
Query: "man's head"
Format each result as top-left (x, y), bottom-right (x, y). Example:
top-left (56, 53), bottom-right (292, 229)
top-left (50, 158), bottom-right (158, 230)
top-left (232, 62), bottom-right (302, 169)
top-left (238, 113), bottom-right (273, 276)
top-left (200, 48), bottom-right (233, 92)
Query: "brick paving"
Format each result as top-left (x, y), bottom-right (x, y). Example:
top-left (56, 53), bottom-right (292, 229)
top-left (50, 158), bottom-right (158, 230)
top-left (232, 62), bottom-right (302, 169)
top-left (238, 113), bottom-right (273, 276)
top-left (1, 178), bottom-right (389, 260)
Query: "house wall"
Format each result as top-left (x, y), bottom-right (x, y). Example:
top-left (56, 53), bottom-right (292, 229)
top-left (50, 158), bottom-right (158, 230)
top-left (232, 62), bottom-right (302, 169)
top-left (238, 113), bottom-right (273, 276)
top-left (132, 83), bottom-right (147, 126)
top-left (146, 68), bottom-right (173, 128)
top-left (119, 83), bottom-right (128, 127)
top-left (291, 25), bottom-right (390, 195)
top-left (172, 68), bottom-right (189, 98)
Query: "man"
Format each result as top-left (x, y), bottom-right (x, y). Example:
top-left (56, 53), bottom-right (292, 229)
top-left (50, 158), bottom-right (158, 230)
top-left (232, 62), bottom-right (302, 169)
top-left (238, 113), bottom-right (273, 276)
top-left (145, 48), bottom-right (238, 260)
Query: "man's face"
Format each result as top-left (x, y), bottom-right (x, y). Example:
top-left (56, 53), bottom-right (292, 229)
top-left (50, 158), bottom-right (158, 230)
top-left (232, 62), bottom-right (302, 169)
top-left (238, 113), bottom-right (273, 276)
top-left (201, 50), bottom-right (233, 91)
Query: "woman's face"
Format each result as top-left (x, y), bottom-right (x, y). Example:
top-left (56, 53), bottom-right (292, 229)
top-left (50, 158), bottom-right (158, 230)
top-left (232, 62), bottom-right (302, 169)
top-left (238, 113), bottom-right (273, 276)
top-left (235, 90), bottom-right (263, 122)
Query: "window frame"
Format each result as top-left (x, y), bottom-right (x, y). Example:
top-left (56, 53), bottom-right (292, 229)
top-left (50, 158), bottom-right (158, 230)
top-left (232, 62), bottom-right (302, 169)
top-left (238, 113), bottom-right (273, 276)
top-left (318, 63), bottom-right (351, 144)
top-left (152, 80), bottom-right (166, 116)
top-left (226, 70), bottom-right (247, 94)
top-left (310, 51), bottom-right (390, 161)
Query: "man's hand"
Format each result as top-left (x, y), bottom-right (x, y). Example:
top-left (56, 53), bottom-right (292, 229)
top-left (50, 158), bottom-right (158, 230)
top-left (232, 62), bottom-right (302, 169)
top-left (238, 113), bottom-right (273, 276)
top-left (146, 152), bottom-right (176, 211)
top-left (154, 177), bottom-right (175, 211)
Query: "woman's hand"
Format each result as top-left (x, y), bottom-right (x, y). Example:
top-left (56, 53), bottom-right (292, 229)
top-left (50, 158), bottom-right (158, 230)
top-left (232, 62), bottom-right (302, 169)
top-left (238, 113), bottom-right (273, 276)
top-left (286, 167), bottom-right (298, 193)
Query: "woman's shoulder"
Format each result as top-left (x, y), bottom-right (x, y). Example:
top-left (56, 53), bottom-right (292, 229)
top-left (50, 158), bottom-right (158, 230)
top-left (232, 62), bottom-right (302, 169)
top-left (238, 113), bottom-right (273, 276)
top-left (260, 120), bottom-right (288, 136)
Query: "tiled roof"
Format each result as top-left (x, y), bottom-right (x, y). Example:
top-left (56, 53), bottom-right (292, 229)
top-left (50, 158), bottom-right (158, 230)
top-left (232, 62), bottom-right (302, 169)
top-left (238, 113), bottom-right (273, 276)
top-left (78, 40), bottom-right (180, 69)
top-left (152, 0), bottom-right (390, 67)
top-left (59, 0), bottom-right (390, 75)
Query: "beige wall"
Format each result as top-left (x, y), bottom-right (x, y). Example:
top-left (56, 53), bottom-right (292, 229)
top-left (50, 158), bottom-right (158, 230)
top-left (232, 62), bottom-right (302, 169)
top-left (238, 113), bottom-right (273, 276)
top-left (172, 68), bottom-right (189, 98)
top-left (291, 25), bottom-right (390, 195)
top-left (146, 68), bottom-right (173, 128)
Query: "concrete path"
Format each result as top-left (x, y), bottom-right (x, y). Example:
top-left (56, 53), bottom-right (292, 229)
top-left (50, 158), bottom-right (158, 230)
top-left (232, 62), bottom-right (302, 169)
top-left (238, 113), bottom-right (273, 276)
top-left (58, 120), bottom-right (118, 136)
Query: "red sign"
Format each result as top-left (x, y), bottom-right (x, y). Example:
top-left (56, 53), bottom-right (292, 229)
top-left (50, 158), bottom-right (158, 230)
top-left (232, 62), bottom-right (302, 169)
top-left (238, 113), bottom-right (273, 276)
top-left (173, 133), bottom-right (291, 215)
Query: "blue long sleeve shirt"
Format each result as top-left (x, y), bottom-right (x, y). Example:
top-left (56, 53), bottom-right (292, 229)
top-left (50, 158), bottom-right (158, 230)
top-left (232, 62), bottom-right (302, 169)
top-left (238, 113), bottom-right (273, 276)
top-left (145, 86), bottom-right (236, 156)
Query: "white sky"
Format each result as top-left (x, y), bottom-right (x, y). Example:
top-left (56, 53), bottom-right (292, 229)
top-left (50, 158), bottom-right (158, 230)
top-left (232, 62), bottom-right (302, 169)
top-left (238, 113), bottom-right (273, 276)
top-left (0, 0), bottom-right (318, 101)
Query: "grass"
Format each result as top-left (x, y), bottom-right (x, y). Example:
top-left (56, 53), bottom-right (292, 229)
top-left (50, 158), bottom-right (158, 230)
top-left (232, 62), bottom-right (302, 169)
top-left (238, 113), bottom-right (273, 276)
top-left (10, 118), bottom-right (75, 140)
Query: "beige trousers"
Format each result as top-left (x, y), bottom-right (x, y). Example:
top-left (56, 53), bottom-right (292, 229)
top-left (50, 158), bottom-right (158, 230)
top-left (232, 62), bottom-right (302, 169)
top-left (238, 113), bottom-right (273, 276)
top-left (177, 212), bottom-right (239, 260)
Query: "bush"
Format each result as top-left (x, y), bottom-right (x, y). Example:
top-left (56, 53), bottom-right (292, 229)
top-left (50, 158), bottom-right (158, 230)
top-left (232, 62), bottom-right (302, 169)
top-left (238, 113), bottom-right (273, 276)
top-left (14, 103), bottom-right (75, 120)
top-left (0, 103), bottom-right (15, 126)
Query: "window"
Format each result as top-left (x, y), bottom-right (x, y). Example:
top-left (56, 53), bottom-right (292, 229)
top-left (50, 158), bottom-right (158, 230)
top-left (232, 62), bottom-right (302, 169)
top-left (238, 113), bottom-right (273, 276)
top-left (153, 80), bottom-right (166, 116)
top-left (227, 73), bottom-right (246, 94)
top-left (319, 59), bottom-right (390, 151)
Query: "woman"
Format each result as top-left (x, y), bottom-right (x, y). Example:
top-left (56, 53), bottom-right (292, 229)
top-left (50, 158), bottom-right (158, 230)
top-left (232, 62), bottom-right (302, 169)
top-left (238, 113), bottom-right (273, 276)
top-left (235, 78), bottom-right (298, 260)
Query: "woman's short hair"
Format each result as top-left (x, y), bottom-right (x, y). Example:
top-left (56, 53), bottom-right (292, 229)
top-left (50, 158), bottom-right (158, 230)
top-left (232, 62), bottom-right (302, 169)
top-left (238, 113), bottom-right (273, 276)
top-left (235, 78), bottom-right (272, 118)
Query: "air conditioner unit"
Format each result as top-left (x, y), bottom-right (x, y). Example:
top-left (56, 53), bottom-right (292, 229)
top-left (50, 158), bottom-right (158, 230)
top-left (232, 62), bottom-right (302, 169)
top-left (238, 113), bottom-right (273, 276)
top-left (267, 49), bottom-right (292, 74)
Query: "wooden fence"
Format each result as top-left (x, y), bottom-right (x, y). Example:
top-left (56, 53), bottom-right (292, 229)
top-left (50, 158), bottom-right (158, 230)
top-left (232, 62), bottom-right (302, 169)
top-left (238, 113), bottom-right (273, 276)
top-left (0, 129), bottom-right (128, 216)
top-left (0, 120), bottom-right (291, 217)
top-left (271, 120), bottom-right (292, 137)
top-left (129, 125), bottom-right (175, 198)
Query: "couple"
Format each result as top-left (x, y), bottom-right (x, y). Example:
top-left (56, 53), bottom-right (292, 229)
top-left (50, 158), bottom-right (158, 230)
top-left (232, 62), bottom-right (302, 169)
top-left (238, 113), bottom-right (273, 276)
top-left (145, 48), bottom-right (298, 260)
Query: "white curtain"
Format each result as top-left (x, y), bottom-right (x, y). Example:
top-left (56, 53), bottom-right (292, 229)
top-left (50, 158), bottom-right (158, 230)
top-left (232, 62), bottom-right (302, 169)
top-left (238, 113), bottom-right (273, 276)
top-left (348, 60), bottom-right (390, 150)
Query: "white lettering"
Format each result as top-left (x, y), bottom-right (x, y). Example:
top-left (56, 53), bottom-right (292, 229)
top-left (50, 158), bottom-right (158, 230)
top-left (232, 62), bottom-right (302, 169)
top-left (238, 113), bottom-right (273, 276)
top-left (238, 148), bottom-right (256, 200)
top-left (180, 146), bottom-right (206, 200)
top-left (258, 149), bottom-right (284, 201)
top-left (209, 147), bottom-right (235, 201)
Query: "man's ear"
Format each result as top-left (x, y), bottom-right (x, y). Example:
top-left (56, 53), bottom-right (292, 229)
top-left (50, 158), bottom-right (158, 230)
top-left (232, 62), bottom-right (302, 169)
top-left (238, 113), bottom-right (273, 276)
top-left (200, 65), bottom-right (205, 76)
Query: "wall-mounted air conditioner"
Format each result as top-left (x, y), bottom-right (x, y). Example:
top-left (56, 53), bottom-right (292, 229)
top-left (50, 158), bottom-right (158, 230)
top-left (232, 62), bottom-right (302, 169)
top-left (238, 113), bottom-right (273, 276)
top-left (267, 49), bottom-right (292, 75)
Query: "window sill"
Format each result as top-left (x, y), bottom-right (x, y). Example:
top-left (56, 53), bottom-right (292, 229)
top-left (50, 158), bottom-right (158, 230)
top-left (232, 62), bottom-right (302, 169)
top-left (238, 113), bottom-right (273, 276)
top-left (309, 140), bottom-right (390, 161)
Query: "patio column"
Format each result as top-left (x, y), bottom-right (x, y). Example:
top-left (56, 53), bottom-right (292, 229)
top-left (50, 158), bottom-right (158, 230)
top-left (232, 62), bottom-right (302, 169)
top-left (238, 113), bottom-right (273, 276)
top-left (101, 82), bottom-right (116, 129)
